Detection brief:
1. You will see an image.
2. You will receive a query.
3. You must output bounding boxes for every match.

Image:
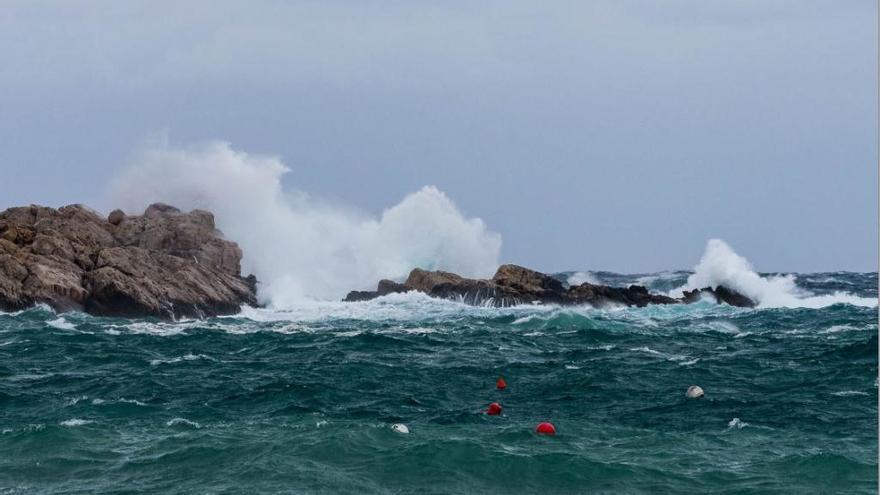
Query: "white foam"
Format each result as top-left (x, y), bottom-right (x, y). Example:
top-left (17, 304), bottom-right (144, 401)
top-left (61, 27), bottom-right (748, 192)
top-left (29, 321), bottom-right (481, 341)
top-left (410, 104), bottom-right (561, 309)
top-left (630, 346), bottom-right (662, 355)
top-left (166, 418), bottom-right (201, 428)
top-left (727, 418), bottom-right (748, 429)
top-left (47, 317), bottom-right (76, 330)
top-left (831, 390), bottom-right (869, 396)
top-left (92, 398), bottom-right (148, 406)
top-left (673, 239), bottom-right (876, 309)
top-left (110, 139), bottom-right (501, 305)
top-left (567, 271), bottom-right (601, 286)
top-left (629, 346), bottom-right (696, 364)
top-left (60, 418), bottom-right (93, 427)
top-left (64, 396), bottom-right (88, 406)
top-left (512, 314), bottom-right (540, 325)
top-left (398, 327), bottom-right (436, 335)
top-left (587, 344), bottom-right (615, 351)
top-left (820, 325), bottom-right (859, 334)
top-left (150, 353), bottom-right (216, 366)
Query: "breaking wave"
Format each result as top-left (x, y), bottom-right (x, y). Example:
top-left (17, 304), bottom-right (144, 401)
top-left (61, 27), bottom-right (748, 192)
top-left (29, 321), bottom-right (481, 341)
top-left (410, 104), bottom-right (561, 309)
top-left (672, 239), bottom-right (875, 309)
top-left (107, 140), bottom-right (872, 311)
top-left (109, 139), bottom-right (501, 305)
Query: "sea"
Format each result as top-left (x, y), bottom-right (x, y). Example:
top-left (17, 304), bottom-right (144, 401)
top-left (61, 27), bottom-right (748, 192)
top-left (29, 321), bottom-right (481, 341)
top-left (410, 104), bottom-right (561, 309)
top-left (0, 270), bottom-right (876, 494)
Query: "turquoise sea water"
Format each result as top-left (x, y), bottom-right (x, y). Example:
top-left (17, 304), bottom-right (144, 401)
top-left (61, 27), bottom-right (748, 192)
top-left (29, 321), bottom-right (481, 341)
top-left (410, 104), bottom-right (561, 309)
top-left (1, 272), bottom-right (876, 494)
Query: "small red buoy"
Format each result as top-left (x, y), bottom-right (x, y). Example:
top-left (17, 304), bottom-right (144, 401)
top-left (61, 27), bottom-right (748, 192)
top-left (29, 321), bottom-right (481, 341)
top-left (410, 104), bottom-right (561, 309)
top-left (496, 377), bottom-right (507, 390)
top-left (535, 422), bottom-right (556, 435)
top-left (486, 402), bottom-right (502, 415)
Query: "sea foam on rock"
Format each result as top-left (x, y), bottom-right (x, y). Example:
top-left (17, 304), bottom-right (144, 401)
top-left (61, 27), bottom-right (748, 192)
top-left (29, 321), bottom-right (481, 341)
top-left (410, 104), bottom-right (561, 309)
top-left (344, 264), bottom-right (756, 308)
top-left (0, 203), bottom-right (257, 319)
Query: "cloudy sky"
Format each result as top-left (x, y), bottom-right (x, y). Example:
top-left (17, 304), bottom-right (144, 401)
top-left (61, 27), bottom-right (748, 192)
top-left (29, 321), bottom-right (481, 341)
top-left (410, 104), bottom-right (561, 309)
top-left (1, 1), bottom-right (875, 273)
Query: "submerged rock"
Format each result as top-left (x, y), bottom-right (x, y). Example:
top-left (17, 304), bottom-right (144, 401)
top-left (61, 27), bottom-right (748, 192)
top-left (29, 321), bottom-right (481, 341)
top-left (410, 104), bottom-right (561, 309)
top-left (0, 203), bottom-right (257, 319)
top-left (344, 264), bottom-right (756, 308)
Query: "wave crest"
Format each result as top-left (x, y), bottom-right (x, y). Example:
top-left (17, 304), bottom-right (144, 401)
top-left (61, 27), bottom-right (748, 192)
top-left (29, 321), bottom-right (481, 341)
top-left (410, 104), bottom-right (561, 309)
top-left (673, 239), bottom-right (875, 309)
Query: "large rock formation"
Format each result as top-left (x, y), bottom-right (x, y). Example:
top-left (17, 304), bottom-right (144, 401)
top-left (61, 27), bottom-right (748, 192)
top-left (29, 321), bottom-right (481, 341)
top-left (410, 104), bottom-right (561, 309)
top-left (344, 264), bottom-right (756, 308)
top-left (0, 203), bottom-right (257, 319)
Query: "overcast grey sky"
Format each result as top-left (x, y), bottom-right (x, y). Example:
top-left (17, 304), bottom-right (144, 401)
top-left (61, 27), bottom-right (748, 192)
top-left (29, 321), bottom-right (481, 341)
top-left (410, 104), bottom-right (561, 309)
top-left (1, 1), bottom-right (876, 273)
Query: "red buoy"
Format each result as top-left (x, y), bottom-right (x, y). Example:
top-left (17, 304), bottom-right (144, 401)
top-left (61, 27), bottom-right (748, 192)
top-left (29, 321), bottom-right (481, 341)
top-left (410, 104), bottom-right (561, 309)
top-left (535, 422), bottom-right (556, 435)
top-left (486, 402), bottom-right (502, 415)
top-left (496, 377), bottom-right (507, 390)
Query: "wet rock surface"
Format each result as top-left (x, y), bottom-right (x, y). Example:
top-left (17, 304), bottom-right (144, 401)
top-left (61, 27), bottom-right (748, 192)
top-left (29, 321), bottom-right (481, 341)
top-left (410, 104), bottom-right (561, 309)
top-left (345, 264), bottom-right (756, 308)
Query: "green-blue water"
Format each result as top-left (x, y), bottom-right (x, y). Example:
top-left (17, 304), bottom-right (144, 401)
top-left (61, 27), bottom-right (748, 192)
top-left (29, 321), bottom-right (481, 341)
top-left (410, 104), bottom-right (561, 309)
top-left (1, 272), bottom-right (876, 494)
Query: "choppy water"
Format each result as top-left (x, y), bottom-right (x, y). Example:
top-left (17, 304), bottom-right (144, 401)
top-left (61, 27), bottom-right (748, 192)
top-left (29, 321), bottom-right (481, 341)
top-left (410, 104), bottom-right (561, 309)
top-left (1, 272), bottom-right (876, 494)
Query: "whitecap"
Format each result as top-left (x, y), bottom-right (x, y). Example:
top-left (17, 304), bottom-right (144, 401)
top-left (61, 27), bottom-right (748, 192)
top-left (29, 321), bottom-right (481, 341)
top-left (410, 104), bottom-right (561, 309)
top-left (629, 346), bottom-right (662, 355)
top-left (64, 396), bottom-right (88, 406)
top-left (629, 346), bottom-right (696, 364)
top-left (831, 390), bottom-right (869, 397)
top-left (820, 325), bottom-right (858, 334)
top-left (166, 418), bottom-right (201, 428)
top-left (47, 317), bottom-right (76, 331)
top-left (60, 418), bottom-right (93, 427)
top-left (92, 398), bottom-right (148, 406)
top-left (400, 327), bottom-right (436, 335)
top-left (150, 353), bottom-right (216, 366)
top-left (335, 330), bottom-right (363, 337)
top-left (727, 418), bottom-right (748, 429)
top-left (587, 344), bottom-right (615, 351)
top-left (512, 315), bottom-right (540, 325)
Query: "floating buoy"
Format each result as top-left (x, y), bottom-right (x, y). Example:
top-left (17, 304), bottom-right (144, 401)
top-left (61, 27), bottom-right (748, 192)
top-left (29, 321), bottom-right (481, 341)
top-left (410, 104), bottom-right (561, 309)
top-left (496, 377), bottom-right (507, 390)
top-left (391, 423), bottom-right (409, 434)
top-left (686, 385), bottom-right (704, 399)
top-left (535, 422), bottom-right (556, 435)
top-left (486, 402), bottom-right (502, 415)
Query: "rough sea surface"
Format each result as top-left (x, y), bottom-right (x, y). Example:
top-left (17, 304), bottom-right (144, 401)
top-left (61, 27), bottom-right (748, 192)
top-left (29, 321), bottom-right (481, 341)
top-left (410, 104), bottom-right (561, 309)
top-left (1, 272), bottom-right (876, 494)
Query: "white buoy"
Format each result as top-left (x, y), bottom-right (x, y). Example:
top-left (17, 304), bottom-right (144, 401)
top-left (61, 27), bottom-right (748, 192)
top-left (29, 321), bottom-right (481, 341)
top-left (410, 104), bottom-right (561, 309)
top-left (686, 385), bottom-right (704, 399)
top-left (391, 423), bottom-right (410, 434)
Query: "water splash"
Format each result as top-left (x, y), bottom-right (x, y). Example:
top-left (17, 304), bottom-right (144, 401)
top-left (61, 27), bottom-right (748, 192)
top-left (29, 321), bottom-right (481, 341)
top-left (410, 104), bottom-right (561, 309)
top-left (109, 139), bottom-right (501, 306)
top-left (673, 239), bottom-right (875, 308)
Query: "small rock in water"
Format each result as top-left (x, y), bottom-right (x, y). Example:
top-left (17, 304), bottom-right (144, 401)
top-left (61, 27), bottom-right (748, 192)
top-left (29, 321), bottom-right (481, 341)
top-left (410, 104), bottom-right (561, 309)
top-left (391, 423), bottom-right (409, 434)
top-left (686, 385), bottom-right (704, 399)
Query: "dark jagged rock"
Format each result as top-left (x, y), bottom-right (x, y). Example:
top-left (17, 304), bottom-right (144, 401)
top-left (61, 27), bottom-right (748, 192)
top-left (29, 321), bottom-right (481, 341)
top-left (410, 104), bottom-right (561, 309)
top-left (681, 286), bottom-right (756, 308)
top-left (344, 264), bottom-right (756, 308)
top-left (0, 203), bottom-right (258, 319)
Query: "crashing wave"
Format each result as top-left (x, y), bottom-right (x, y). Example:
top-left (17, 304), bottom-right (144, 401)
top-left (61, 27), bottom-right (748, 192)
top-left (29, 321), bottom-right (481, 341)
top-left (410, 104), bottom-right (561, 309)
top-left (110, 140), bottom-right (501, 305)
top-left (671, 239), bottom-right (875, 309)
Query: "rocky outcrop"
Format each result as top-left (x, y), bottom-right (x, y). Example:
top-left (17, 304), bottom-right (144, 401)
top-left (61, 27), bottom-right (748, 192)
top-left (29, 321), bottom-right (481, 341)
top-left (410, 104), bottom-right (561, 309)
top-left (344, 264), bottom-right (756, 308)
top-left (0, 203), bottom-right (257, 319)
top-left (681, 286), bottom-right (755, 307)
